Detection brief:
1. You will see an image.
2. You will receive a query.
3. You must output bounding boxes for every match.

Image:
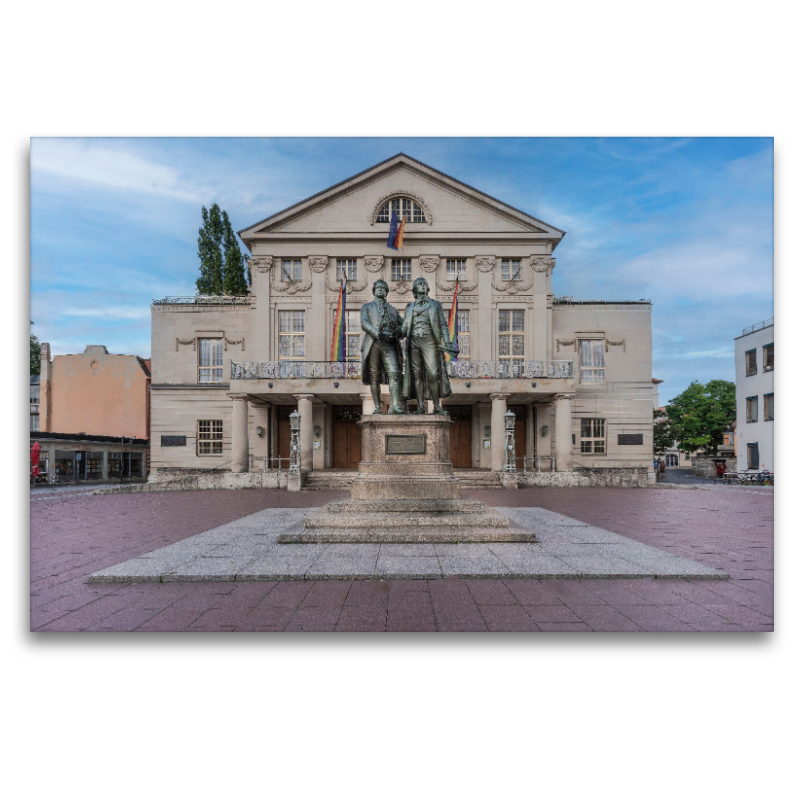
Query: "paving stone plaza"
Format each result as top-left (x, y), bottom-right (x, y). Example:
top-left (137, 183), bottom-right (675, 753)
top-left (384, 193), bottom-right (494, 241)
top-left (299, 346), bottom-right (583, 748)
top-left (30, 484), bottom-right (773, 632)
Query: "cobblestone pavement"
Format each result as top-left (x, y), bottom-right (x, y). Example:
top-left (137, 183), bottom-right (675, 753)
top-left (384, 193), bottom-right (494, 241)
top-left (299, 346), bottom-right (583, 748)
top-left (29, 486), bottom-right (773, 632)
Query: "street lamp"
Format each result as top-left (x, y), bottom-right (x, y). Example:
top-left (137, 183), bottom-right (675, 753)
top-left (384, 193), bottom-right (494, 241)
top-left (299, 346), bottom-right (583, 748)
top-left (289, 410), bottom-right (301, 474)
top-left (503, 410), bottom-right (516, 473)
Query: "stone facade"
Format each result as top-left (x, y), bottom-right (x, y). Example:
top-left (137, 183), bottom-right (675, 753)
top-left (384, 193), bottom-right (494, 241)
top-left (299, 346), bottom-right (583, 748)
top-left (734, 319), bottom-right (774, 472)
top-left (149, 154), bottom-right (655, 485)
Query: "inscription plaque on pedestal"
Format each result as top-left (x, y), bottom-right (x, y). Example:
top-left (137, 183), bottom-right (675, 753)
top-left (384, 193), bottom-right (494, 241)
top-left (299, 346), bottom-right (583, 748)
top-left (385, 434), bottom-right (427, 455)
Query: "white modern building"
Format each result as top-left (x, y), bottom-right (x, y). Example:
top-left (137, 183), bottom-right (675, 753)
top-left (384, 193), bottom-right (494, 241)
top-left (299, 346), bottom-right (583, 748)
top-left (735, 318), bottom-right (774, 472)
top-left (149, 154), bottom-right (655, 487)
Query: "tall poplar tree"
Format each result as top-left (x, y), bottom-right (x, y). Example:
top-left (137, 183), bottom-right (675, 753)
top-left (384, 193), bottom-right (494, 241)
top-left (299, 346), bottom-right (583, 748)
top-left (221, 210), bottom-right (250, 295)
top-left (196, 204), bottom-right (250, 296)
top-left (196, 204), bottom-right (224, 295)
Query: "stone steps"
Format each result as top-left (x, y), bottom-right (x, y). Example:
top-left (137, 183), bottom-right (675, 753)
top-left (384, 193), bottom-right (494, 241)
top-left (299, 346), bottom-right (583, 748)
top-left (303, 470), bottom-right (506, 491)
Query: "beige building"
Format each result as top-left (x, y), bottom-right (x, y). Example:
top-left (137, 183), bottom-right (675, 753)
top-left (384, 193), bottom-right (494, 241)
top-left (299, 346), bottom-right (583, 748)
top-left (150, 154), bottom-right (654, 487)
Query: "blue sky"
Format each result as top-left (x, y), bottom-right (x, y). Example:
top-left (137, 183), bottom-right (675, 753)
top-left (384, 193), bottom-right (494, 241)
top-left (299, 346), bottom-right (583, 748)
top-left (30, 137), bottom-right (773, 406)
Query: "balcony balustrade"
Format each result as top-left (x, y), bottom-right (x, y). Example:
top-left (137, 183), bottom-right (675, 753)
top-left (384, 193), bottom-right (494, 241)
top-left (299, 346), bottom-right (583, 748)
top-left (231, 360), bottom-right (573, 380)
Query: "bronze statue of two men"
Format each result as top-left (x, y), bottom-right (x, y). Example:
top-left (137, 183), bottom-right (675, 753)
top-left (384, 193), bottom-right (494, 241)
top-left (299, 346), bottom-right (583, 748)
top-left (360, 278), bottom-right (458, 415)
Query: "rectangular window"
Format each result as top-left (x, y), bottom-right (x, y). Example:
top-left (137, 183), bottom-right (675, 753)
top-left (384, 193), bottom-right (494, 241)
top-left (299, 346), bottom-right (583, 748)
top-left (456, 309), bottom-right (470, 359)
top-left (747, 442), bottom-right (759, 470)
top-left (30, 383), bottom-right (39, 431)
top-left (336, 259), bottom-right (357, 282)
top-left (746, 396), bottom-right (758, 423)
top-left (198, 339), bottom-right (224, 383)
top-left (345, 309), bottom-right (361, 361)
top-left (498, 309), bottom-right (525, 375)
top-left (501, 259), bottom-right (522, 281)
top-left (764, 393), bottom-right (774, 421)
top-left (391, 259), bottom-right (411, 281)
top-left (281, 259), bottom-right (302, 281)
top-left (763, 343), bottom-right (774, 371)
top-left (580, 418), bottom-right (606, 454)
top-left (579, 339), bottom-right (605, 384)
top-left (446, 258), bottom-right (467, 281)
top-left (197, 420), bottom-right (223, 456)
top-left (745, 349), bottom-right (757, 376)
top-left (278, 311), bottom-right (306, 362)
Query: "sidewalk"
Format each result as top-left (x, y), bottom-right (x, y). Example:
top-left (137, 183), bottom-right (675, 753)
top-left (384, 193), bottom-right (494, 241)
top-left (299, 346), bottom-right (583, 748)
top-left (30, 486), bottom-right (773, 632)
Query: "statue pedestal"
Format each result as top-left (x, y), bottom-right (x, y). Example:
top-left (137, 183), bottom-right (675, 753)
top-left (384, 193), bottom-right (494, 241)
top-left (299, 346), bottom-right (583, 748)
top-left (281, 414), bottom-right (534, 544)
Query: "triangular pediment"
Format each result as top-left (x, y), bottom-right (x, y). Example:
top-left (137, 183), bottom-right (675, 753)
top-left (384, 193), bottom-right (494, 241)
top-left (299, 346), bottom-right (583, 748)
top-left (238, 154), bottom-right (565, 242)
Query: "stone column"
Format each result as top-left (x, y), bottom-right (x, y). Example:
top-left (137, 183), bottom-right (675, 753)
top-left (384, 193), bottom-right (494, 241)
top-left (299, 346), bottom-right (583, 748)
top-left (554, 394), bottom-right (573, 472)
top-left (294, 394), bottom-right (314, 474)
top-left (490, 393), bottom-right (509, 472)
top-left (231, 394), bottom-right (250, 473)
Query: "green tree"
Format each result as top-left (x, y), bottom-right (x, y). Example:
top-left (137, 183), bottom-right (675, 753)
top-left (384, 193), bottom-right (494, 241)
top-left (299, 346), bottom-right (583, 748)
top-left (196, 204), bottom-right (250, 296)
top-left (653, 408), bottom-right (674, 456)
top-left (30, 321), bottom-right (41, 375)
top-left (221, 210), bottom-right (250, 295)
top-left (666, 379), bottom-right (736, 455)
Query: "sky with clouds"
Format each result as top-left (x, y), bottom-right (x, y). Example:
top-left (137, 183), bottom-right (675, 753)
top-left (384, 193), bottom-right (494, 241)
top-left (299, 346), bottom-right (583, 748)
top-left (30, 137), bottom-right (773, 406)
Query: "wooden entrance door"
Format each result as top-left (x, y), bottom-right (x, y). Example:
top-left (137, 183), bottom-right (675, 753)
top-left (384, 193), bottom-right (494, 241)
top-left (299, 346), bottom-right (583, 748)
top-left (332, 406), bottom-right (362, 469)
top-left (276, 407), bottom-right (293, 467)
top-left (448, 406), bottom-right (473, 468)
top-left (509, 405), bottom-right (527, 469)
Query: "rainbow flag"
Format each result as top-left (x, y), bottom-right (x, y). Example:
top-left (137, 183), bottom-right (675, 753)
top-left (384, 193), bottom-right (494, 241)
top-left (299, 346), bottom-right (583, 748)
top-left (445, 279), bottom-right (459, 361)
top-left (387, 210), bottom-right (406, 250)
top-left (330, 274), bottom-right (347, 361)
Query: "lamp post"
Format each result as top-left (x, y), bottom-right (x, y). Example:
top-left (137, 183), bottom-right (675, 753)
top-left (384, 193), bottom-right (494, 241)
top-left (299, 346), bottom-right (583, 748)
top-left (289, 410), bottom-right (301, 475)
top-left (503, 410), bottom-right (516, 473)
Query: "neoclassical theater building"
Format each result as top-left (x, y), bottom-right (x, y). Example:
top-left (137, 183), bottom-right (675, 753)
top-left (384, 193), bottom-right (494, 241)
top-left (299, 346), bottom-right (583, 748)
top-left (150, 154), bottom-right (654, 486)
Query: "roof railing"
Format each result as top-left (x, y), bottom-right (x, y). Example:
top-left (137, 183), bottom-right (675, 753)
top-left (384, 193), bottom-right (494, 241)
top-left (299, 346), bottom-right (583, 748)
top-left (742, 317), bottom-right (774, 336)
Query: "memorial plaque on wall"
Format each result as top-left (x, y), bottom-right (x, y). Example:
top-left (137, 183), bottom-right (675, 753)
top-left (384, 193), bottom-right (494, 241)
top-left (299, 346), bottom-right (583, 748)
top-left (161, 435), bottom-right (187, 447)
top-left (618, 433), bottom-right (644, 446)
top-left (385, 434), bottom-right (427, 455)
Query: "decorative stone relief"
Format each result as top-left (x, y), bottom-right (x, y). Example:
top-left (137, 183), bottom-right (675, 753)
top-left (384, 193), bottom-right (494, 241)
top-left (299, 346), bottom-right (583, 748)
top-left (175, 337), bottom-right (196, 351)
top-left (555, 339), bottom-right (576, 352)
top-left (530, 255), bottom-right (556, 275)
top-left (419, 255), bottom-right (440, 273)
top-left (224, 336), bottom-right (245, 351)
top-left (492, 260), bottom-right (534, 294)
top-left (389, 280), bottom-right (413, 296)
top-left (605, 339), bottom-right (626, 352)
top-left (476, 256), bottom-right (496, 273)
top-left (308, 256), bottom-right (329, 273)
top-left (364, 256), bottom-right (385, 274)
top-left (435, 276), bottom-right (478, 292)
top-left (271, 264), bottom-right (312, 295)
top-left (251, 256), bottom-right (273, 273)
top-left (326, 276), bottom-right (367, 294)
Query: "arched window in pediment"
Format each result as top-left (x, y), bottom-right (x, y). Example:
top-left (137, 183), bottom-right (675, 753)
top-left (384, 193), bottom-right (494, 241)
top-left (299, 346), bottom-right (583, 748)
top-left (375, 196), bottom-right (427, 224)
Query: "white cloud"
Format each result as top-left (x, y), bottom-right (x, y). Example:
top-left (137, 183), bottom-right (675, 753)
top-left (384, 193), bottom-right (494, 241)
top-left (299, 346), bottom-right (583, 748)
top-left (31, 139), bottom-right (199, 202)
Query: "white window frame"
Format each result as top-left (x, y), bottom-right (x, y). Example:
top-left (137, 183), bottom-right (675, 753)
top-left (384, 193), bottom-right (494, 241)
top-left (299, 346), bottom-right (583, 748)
top-left (498, 308), bottom-right (525, 375)
top-left (281, 259), bottom-right (302, 282)
top-left (278, 310), bottom-right (306, 363)
top-left (336, 259), bottom-right (357, 282)
top-left (197, 419), bottom-right (223, 456)
top-left (579, 339), bottom-right (606, 384)
top-left (580, 418), bottom-right (606, 454)
top-left (501, 259), bottom-right (522, 281)
top-left (376, 197), bottom-right (426, 223)
top-left (345, 308), bottom-right (361, 362)
top-left (391, 259), bottom-right (411, 281)
top-left (198, 338), bottom-right (224, 383)
top-left (446, 258), bottom-right (467, 281)
top-left (456, 309), bottom-right (470, 360)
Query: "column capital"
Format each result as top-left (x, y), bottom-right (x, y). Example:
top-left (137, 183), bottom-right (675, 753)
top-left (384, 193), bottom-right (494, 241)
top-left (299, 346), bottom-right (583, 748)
top-left (228, 393), bottom-right (249, 401)
top-left (490, 392), bottom-right (511, 401)
top-left (292, 393), bottom-right (315, 401)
